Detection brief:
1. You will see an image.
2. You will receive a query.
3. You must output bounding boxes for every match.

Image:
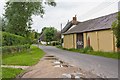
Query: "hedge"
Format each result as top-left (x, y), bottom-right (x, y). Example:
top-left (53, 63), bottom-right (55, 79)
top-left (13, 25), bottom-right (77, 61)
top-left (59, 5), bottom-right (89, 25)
top-left (2, 31), bottom-right (31, 46)
top-left (2, 44), bottom-right (30, 54)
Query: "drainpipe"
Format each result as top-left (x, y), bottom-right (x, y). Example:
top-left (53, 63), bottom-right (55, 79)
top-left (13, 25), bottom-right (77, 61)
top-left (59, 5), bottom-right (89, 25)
top-left (73, 34), bottom-right (74, 48)
top-left (113, 32), bottom-right (115, 52)
top-left (96, 32), bottom-right (99, 51)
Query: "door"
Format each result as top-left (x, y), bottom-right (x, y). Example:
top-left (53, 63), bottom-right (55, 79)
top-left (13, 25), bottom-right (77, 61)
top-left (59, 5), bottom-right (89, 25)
top-left (77, 33), bottom-right (84, 48)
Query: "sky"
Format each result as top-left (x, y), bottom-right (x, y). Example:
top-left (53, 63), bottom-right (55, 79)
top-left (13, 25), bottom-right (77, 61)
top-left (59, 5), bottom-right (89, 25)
top-left (0, 0), bottom-right (119, 33)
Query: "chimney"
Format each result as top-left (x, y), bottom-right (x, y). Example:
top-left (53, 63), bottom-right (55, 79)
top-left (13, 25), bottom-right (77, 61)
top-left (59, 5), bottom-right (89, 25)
top-left (72, 15), bottom-right (77, 25)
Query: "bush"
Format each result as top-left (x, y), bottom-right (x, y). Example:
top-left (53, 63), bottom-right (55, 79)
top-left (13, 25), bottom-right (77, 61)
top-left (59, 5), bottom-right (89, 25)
top-left (2, 31), bottom-right (31, 46)
top-left (2, 44), bottom-right (30, 54)
top-left (82, 46), bottom-right (93, 53)
top-left (32, 39), bottom-right (38, 44)
top-left (52, 41), bottom-right (61, 46)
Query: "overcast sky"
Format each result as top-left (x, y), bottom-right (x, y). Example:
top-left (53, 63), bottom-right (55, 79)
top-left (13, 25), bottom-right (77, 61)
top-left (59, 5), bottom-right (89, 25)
top-left (0, 0), bottom-right (119, 33)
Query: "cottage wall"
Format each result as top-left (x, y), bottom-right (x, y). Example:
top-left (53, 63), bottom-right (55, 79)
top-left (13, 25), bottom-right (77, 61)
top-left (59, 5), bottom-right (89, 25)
top-left (63, 34), bottom-right (77, 49)
top-left (63, 29), bottom-right (117, 52)
top-left (84, 29), bottom-right (117, 52)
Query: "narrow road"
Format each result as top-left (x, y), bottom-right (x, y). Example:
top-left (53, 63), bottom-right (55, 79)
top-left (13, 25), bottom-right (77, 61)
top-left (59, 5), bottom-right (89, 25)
top-left (39, 45), bottom-right (118, 78)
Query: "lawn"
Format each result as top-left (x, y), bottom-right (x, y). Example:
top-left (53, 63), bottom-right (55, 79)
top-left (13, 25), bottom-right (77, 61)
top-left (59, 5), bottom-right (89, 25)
top-left (2, 45), bottom-right (45, 66)
top-left (2, 68), bottom-right (23, 79)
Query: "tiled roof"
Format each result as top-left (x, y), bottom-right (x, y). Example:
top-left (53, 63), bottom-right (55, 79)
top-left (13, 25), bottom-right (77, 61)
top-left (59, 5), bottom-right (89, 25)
top-left (63, 12), bottom-right (117, 34)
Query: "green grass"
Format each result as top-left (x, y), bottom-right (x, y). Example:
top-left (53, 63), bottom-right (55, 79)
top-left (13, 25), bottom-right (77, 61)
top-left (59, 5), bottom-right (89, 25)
top-left (87, 51), bottom-right (119, 59)
top-left (2, 46), bottom-right (45, 66)
top-left (2, 68), bottom-right (23, 78)
top-left (57, 46), bottom-right (120, 59)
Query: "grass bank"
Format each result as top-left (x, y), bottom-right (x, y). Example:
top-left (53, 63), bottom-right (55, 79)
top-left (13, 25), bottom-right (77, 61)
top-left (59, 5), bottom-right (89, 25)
top-left (56, 46), bottom-right (119, 59)
top-left (2, 68), bottom-right (23, 79)
top-left (2, 45), bottom-right (45, 66)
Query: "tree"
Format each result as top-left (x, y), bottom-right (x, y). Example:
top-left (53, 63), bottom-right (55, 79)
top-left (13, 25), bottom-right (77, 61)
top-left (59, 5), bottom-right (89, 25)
top-left (0, 17), bottom-right (2, 31)
top-left (44, 27), bottom-right (57, 44)
top-left (0, 17), bottom-right (7, 31)
top-left (4, 0), bottom-right (56, 37)
top-left (41, 27), bottom-right (47, 34)
top-left (54, 31), bottom-right (61, 41)
top-left (112, 12), bottom-right (120, 51)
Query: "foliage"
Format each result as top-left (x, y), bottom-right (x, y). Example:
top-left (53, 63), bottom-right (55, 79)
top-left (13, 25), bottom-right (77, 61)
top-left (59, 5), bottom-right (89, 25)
top-left (44, 27), bottom-right (57, 43)
top-left (41, 27), bottom-right (47, 34)
top-left (54, 31), bottom-right (61, 41)
top-left (2, 44), bottom-right (30, 54)
top-left (0, 17), bottom-right (2, 31)
top-left (0, 17), bottom-right (7, 31)
top-left (4, 1), bottom-right (56, 37)
top-left (81, 46), bottom-right (93, 53)
top-left (66, 46), bottom-right (93, 53)
top-left (32, 39), bottom-right (38, 44)
top-left (2, 46), bottom-right (45, 66)
top-left (34, 31), bottom-right (40, 39)
top-left (112, 12), bottom-right (120, 48)
top-left (2, 31), bottom-right (31, 46)
top-left (2, 68), bottom-right (23, 78)
top-left (51, 41), bottom-right (61, 46)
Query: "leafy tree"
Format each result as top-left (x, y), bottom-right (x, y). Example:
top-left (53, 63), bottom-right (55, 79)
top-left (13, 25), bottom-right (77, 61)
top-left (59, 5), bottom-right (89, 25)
top-left (41, 27), bottom-right (47, 34)
top-left (112, 12), bottom-right (120, 50)
top-left (0, 17), bottom-right (2, 31)
top-left (34, 31), bottom-right (40, 39)
top-left (44, 27), bottom-right (57, 44)
top-left (4, 0), bottom-right (56, 37)
top-left (54, 31), bottom-right (61, 41)
top-left (0, 17), bottom-right (7, 31)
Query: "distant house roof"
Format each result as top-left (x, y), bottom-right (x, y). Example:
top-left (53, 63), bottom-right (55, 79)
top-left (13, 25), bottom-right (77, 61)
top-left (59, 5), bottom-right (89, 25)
top-left (63, 12), bottom-right (117, 34)
top-left (39, 32), bottom-right (44, 41)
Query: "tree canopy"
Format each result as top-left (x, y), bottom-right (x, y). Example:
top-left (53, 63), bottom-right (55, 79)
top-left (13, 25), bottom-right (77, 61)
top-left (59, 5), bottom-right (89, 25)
top-left (4, 0), bottom-right (56, 37)
top-left (0, 17), bottom-right (2, 30)
top-left (44, 27), bottom-right (57, 43)
top-left (112, 12), bottom-right (120, 49)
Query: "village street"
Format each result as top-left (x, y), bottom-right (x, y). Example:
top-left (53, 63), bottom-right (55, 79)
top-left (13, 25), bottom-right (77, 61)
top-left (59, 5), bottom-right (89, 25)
top-left (39, 45), bottom-right (118, 78)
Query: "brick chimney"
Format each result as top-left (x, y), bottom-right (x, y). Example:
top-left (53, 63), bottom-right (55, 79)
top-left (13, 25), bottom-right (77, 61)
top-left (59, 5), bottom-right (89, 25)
top-left (72, 15), bottom-right (77, 25)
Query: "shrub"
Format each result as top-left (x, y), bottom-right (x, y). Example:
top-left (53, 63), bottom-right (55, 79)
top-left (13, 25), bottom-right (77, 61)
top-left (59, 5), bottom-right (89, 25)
top-left (83, 46), bottom-right (93, 53)
top-left (2, 31), bottom-right (31, 46)
top-left (2, 44), bottom-right (30, 54)
top-left (32, 39), bottom-right (38, 44)
top-left (52, 41), bottom-right (61, 46)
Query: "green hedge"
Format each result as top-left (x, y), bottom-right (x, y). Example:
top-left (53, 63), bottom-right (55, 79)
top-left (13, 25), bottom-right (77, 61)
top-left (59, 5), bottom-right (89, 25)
top-left (52, 41), bottom-right (61, 46)
top-left (2, 31), bottom-right (31, 46)
top-left (2, 44), bottom-right (30, 54)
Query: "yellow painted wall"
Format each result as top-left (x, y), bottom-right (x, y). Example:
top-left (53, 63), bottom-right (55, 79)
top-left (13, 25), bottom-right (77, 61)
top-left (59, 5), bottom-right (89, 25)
top-left (74, 34), bottom-right (77, 49)
top-left (63, 34), bottom-right (76, 49)
top-left (83, 33), bottom-right (87, 48)
top-left (64, 30), bottom-right (116, 52)
top-left (84, 30), bottom-right (116, 52)
top-left (86, 32), bottom-right (99, 51)
top-left (98, 30), bottom-right (113, 52)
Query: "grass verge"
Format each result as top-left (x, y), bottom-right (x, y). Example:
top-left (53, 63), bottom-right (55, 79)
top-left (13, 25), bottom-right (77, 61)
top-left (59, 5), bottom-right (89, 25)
top-left (56, 46), bottom-right (120, 59)
top-left (2, 68), bottom-right (23, 79)
top-left (2, 45), bottom-right (45, 66)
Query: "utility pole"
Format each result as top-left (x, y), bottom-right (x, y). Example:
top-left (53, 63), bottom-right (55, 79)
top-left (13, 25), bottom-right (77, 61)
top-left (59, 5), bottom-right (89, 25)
top-left (37, 29), bottom-right (39, 47)
top-left (61, 23), bottom-right (62, 46)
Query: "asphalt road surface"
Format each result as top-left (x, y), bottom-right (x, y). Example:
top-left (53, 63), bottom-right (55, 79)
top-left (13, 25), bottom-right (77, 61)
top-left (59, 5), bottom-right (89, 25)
top-left (39, 45), bottom-right (119, 78)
